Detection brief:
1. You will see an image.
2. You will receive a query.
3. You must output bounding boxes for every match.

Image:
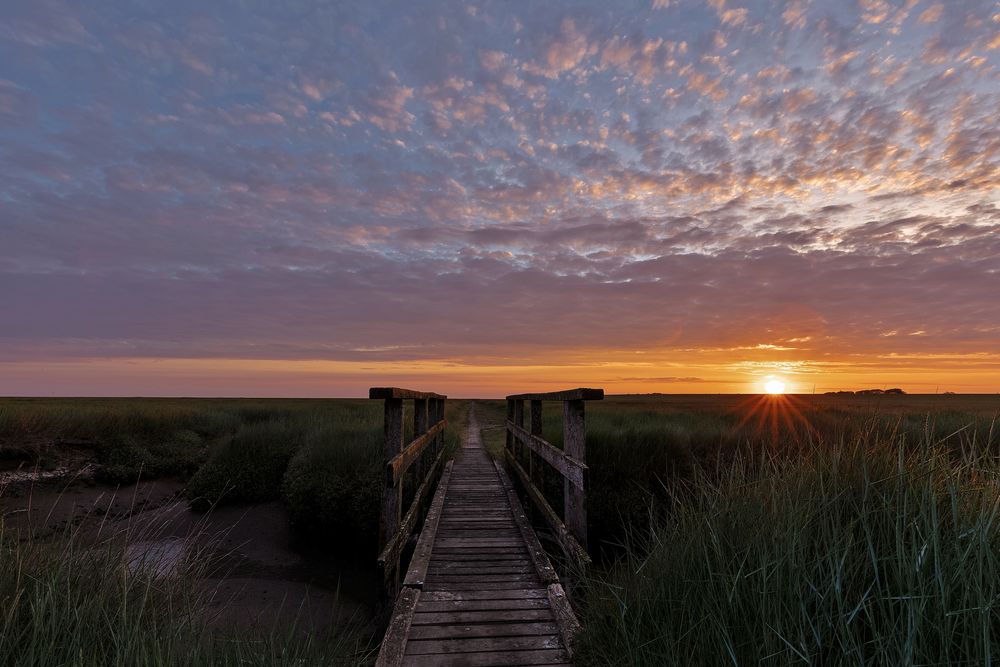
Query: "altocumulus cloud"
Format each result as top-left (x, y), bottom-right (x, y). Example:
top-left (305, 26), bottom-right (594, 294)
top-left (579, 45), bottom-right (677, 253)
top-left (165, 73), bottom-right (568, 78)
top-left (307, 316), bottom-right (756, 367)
top-left (0, 0), bottom-right (998, 390)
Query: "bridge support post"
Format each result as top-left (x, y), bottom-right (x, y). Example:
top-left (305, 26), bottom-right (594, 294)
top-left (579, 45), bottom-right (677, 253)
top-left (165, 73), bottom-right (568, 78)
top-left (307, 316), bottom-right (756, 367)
top-left (380, 396), bottom-right (405, 605)
top-left (529, 400), bottom-right (543, 494)
top-left (563, 399), bottom-right (587, 553)
top-left (512, 399), bottom-right (525, 465)
top-left (413, 398), bottom-right (428, 494)
top-left (505, 399), bottom-right (514, 455)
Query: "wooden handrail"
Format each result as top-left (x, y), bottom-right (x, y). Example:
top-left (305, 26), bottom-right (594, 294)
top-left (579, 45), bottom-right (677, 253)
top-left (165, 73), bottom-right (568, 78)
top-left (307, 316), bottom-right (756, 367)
top-left (506, 388), bottom-right (604, 401)
top-left (506, 421), bottom-right (585, 488)
top-left (371, 387), bottom-right (447, 608)
top-left (502, 388), bottom-right (602, 573)
top-left (370, 387), bottom-right (447, 400)
top-left (385, 419), bottom-right (447, 487)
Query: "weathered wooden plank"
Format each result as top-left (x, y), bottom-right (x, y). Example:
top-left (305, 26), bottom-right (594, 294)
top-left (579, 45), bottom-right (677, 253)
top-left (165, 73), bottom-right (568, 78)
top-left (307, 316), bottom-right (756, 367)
top-left (381, 402), bottom-right (579, 667)
top-left (407, 621), bottom-right (562, 640)
top-left (431, 548), bottom-right (528, 556)
top-left (424, 576), bottom-right (540, 587)
top-left (401, 459), bottom-right (453, 589)
top-left (435, 530), bottom-right (522, 538)
top-left (428, 552), bottom-right (529, 560)
top-left (402, 649), bottom-right (570, 666)
top-left (506, 421), bottom-right (585, 489)
top-left (563, 399), bottom-right (588, 552)
top-left (493, 460), bottom-right (560, 586)
top-left (413, 398), bottom-right (428, 484)
top-left (415, 598), bottom-right (552, 613)
top-left (370, 387), bottom-right (447, 400)
top-left (420, 589), bottom-right (548, 602)
top-left (547, 583), bottom-right (580, 659)
top-left (424, 581), bottom-right (549, 591)
top-left (380, 397), bottom-right (405, 598)
top-left (505, 388), bottom-right (604, 401)
top-left (404, 634), bottom-right (563, 654)
top-left (387, 420), bottom-right (447, 486)
top-left (530, 399), bottom-right (544, 491)
top-left (429, 566), bottom-right (532, 574)
top-left (503, 449), bottom-right (591, 570)
top-left (411, 609), bottom-right (553, 624)
top-left (434, 539), bottom-right (526, 547)
top-left (428, 564), bottom-right (535, 573)
top-left (375, 586), bottom-right (421, 667)
top-left (378, 446), bottom-right (446, 576)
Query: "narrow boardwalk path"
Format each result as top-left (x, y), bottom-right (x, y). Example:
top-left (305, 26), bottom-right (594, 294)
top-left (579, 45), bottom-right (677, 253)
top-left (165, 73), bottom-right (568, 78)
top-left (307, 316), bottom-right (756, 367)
top-left (392, 404), bottom-right (574, 666)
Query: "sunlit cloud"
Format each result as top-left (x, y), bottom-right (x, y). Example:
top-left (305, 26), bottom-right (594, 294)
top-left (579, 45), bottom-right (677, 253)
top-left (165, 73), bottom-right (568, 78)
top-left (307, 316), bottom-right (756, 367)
top-left (0, 0), bottom-right (998, 395)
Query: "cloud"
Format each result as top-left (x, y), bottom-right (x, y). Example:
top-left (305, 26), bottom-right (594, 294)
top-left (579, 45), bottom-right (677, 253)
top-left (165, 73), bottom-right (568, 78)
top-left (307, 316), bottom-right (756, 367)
top-left (1, 0), bottom-right (999, 393)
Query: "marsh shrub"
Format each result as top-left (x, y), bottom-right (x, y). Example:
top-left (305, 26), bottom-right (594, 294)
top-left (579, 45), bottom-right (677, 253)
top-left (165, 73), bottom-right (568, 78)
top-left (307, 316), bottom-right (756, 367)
top-left (97, 429), bottom-right (206, 485)
top-left (185, 419), bottom-right (302, 510)
top-left (281, 426), bottom-right (382, 545)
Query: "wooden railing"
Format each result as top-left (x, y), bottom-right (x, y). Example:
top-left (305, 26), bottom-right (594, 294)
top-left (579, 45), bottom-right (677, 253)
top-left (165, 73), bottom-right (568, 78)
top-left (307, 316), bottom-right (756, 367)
top-left (503, 388), bottom-right (603, 572)
top-left (370, 387), bottom-right (447, 605)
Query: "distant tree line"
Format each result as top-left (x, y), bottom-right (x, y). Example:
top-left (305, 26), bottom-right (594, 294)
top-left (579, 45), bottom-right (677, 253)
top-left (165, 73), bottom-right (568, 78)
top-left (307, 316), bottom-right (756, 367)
top-left (825, 388), bottom-right (907, 395)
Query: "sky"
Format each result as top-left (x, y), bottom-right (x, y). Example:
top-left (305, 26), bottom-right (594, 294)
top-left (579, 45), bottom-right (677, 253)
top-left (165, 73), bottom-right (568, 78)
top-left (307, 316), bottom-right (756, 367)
top-left (1, 0), bottom-right (999, 397)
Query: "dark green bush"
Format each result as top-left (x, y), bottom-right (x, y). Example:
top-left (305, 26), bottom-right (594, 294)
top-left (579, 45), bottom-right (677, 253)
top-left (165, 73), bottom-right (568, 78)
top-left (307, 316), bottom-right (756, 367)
top-left (281, 424), bottom-right (382, 545)
top-left (185, 419), bottom-right (303, 510)
top-left (96, 429), bottom-right (205, 485)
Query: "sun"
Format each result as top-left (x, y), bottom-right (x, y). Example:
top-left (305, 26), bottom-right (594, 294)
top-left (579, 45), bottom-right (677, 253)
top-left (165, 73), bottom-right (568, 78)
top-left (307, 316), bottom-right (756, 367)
top-left (764, 378), bottom-right (786, 394)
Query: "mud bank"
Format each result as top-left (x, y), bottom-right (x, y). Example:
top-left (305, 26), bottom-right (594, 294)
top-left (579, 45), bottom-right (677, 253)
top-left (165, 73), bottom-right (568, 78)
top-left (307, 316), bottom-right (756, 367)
top-left (0, 477), bottom-right (378, 636)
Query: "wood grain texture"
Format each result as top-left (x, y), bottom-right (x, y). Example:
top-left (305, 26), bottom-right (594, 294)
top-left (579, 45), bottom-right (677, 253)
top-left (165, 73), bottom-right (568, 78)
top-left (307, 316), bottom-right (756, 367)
top-left (402, 459), bottom-right (453, 588)
top-left (378, 447), bottom-right (446, 576)
top-left (375, 586), bottom-right (421, 667)
top-left (376, 403), bottom-right (578, 667)
top-left (370, 387), bottom-right (447, 400)
top-left (562, 399), bottom-right (588, 552)
top-left (505, 388), bottom-right (604, 401)
top-left (506, 421), bottom-right (586, 488)
top-left (504, 448), bottom-right (591, 570)
top-left (386, 419), bottom-right (447, 486)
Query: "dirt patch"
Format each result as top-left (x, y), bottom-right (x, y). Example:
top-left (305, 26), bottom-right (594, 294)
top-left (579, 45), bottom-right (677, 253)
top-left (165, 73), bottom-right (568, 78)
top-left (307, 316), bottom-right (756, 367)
top-left (0, 478), bottom-right (377, 636)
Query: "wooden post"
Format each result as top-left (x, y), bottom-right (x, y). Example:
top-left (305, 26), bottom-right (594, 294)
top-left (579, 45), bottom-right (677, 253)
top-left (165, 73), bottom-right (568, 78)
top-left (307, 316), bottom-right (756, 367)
top-left (529, 400), bottom-right (543, 491)
top-left (380, 397), bottom-right (404, 601)
top-left (431, 399), bottom-right (441, 457)
top-left (440, 399), bottom-right (446, 453)
top-left (413, 398), bottom-right (428, 486)
top-left (505, 399), bottom-right (514, 456)
top-left (563, 399), bottom-right (587, 552)
top-left (513, 399), bottom-right (525, 465)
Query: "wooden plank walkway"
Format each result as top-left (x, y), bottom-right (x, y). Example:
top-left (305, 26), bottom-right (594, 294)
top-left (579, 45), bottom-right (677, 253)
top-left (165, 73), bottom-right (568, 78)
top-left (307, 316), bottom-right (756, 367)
top-left (377, 404), bottom-right (578, 667)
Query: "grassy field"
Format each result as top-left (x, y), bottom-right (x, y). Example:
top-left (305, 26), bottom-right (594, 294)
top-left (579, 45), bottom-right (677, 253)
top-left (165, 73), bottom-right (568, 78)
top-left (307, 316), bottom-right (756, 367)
top-left (0, 397), bottom-right (463, 666)
top-left (476, 394), bottom-right (1000, 665)
top-left (5, 394), bottom-right (1000, 665)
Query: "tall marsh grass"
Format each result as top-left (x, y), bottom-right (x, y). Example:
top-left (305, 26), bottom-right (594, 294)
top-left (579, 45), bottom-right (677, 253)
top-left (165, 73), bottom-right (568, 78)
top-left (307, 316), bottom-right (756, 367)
top-left (575, 416), bottom-right (1000, 665)
top-left (0, 505), bottom-right (370, 666)
top-left (527, 398), bottom-right (1000, 556)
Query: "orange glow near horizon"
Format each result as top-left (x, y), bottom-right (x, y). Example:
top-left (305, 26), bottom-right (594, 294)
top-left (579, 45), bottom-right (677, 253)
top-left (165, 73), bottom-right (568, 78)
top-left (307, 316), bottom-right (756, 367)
top-left (0, 349), bottom-right (997, 397)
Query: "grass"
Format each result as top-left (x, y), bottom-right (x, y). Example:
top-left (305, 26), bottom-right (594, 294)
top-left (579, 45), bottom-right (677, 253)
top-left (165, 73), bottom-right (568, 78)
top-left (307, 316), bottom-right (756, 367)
top-left (494, 395), bottom-right (1000, 558)
top-left (11, 393), bottom-right (998, 664)
top-left (0, 397), bottom-right (459, 547)
top-left (574, 423), bottom-right (1000, 665)
top-left (1, 396), bottom-right (465, 666)
top-left (0, 508), bottom-right (372, 666)
top-left (477, 394), bottom-right (1000, 664)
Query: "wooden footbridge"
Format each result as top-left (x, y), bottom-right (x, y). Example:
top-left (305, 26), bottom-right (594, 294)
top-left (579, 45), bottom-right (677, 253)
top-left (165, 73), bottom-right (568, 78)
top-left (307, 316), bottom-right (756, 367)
top-left (370, 387), bottom-right (603, 667)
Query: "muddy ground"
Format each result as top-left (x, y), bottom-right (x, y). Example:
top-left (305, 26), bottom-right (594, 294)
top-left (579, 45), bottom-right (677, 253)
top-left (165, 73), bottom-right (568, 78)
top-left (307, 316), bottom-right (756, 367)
top-left (0, 467), bottom-right (377, 637)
